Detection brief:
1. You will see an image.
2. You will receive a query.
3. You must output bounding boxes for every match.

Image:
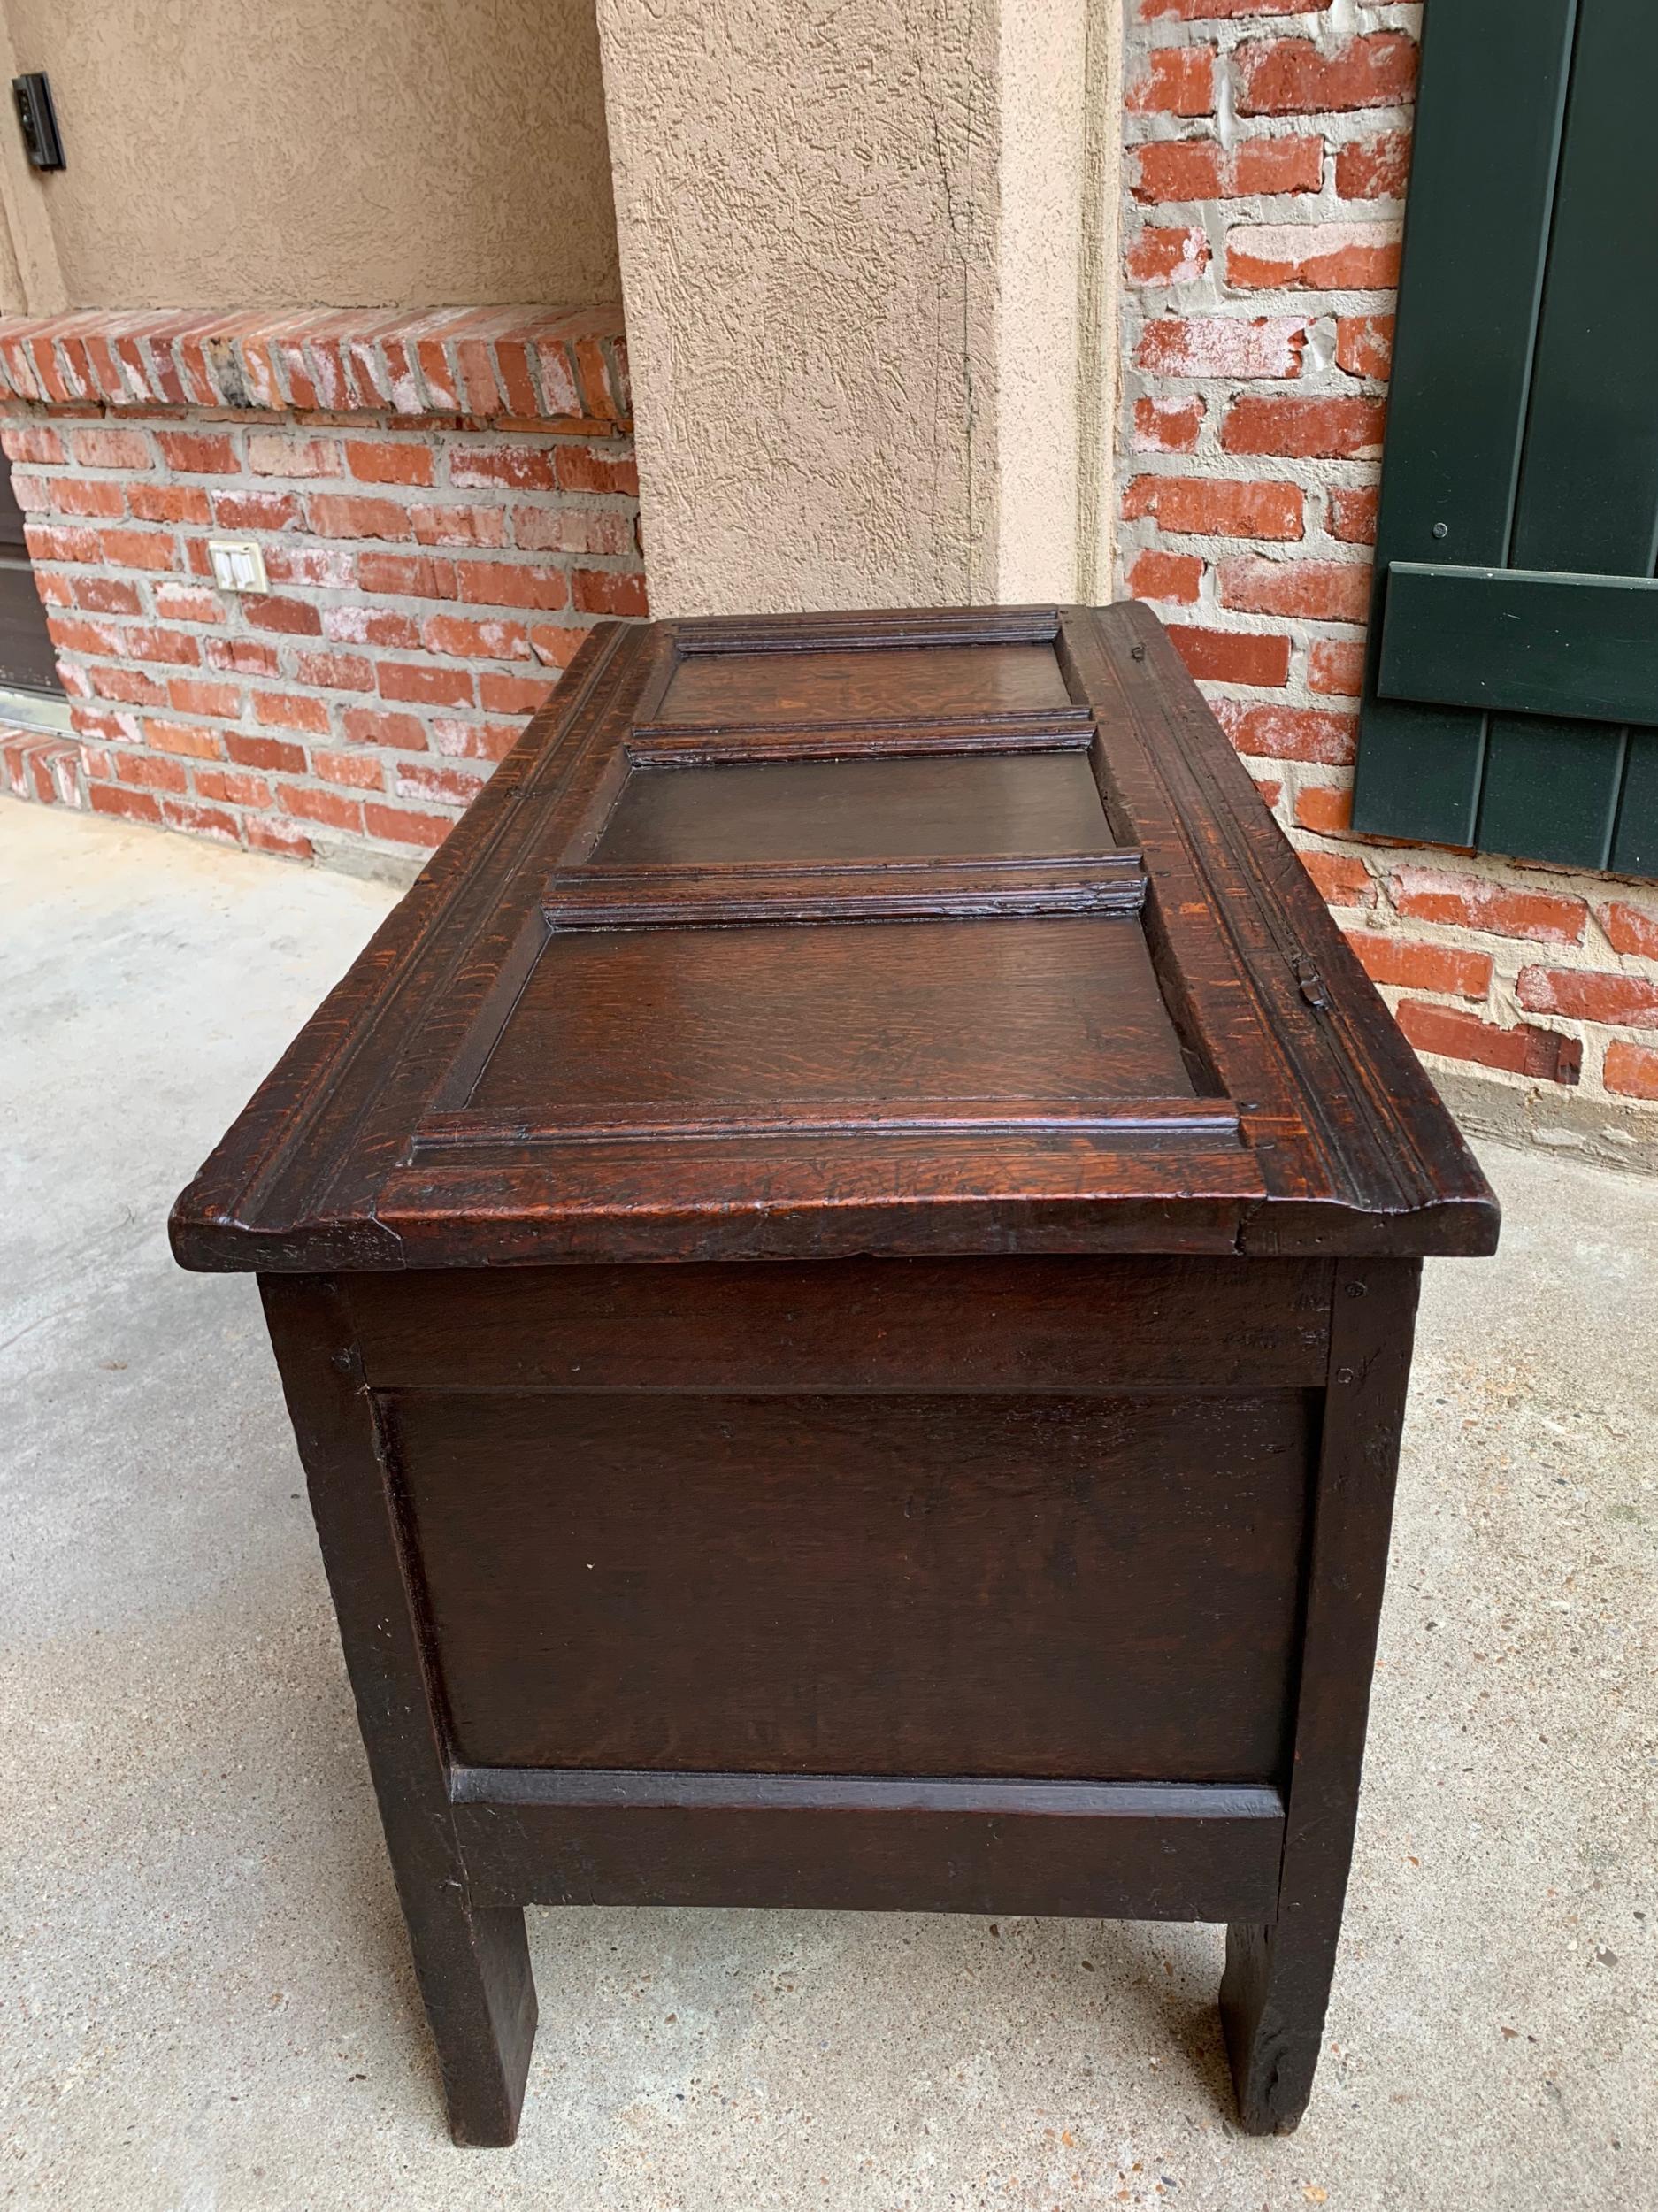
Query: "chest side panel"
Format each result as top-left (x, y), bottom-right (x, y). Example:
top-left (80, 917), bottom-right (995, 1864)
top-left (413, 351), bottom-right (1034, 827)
top-left (387, 1386), bottom-right (1315, 1782)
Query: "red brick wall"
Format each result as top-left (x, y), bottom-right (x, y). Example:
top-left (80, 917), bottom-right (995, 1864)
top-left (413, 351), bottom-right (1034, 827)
top-left (1119, 1), bottom-right (1658, 1133)
top-left (0, 309), bottom-right (641, 872)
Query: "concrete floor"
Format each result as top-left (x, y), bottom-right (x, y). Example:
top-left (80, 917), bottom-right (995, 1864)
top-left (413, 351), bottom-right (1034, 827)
top-left (2, 799), bottom-right (1654, 2212)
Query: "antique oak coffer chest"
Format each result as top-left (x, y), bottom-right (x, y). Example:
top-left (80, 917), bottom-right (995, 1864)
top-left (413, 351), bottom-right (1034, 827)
top-left (171, 602), bottom-right (1498, 2145)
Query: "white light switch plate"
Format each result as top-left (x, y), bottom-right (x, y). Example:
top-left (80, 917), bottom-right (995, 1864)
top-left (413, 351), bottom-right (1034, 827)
top-left (207, 538), bottom-right (268, 594)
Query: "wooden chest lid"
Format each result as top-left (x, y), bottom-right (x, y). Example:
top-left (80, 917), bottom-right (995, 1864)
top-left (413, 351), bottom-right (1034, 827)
top-left (171, 603), bottom-right (1499, 1270)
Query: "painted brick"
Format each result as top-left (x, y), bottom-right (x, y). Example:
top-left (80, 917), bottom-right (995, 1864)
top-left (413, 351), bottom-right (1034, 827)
top-left (130, 482), bottom-right (211, 525)
top-left (449, 446), bottom-right (561, 491)
top-left (1234, 33), bottom-right (1418, 117)
top-left (212, 489), bottom-right (305, 533)
top-left (411, 503), bottom-right (510, 547)
top-left (1165, 626), bottom-right (1292, 687)
top-left (1218, 554), bottom-right (1371, 622)
top-left (4, 421), bottom-right (65, 463)
top-left (1131, 138), bottom-right (1223, 204)
top-left (263, 546), bottom-right (356, 589)
top-left (1326, 484), bottom-right (1378, 545)
top-left (1141, 0), bottom-right (1325, 14)
top-left (1124, 473), bottom-right (1303, 540)
top-left (1336, 314), bottom-right (1394, 380)
top-left (1232, 134), bottom-right (1324, 196)
top-left (155, 429), bottom-right (237, 472)
top-left (1212, 701), bottom-right (1357, 764)
top-left (1136, 314), bottom-right (1308, 380)
top-left (169, 675), bottom-right (243, 718)
top-left (1227, 224), bottom-right (1401, 291)
top-left (480, 671), bottom-right (557, 715)
top-left (1604, 1041), bottom-right (1658, 1101)
top-left (144, 719), bottom-right (224, 761)
top-left (573, 568), bottom-right (649, 618)
top-left (204, 637), bottom-right (280, 676)
top-left (1516, 967), bottom-right (1658, 1026)
top-left (1127, 549), bottom-right (1204, 603)
top-left (96, 527), bottom-right (179, 570)
top-left (1394, 1000), bottom-right (1580, 1085)
top-left (1222, 396), bottom-right (1386, 458)
top-left (101, 749), bottom-right (190, 793)
top-left (311, 749), bottom-right (386, 791)
top-left (347, 439), bottom-right (436, 487)
top-left (89, 784), bottom-right (164, 826)
top-left (90, 665), bottom-right (168, 705)
top-left (242, 595), bottom-right (323, 637)
top-left (342, 708), bottom-right (428, 751)
top-left (432, 718), bottom-right (523, 763)
top-left (70, 426), bottom-right (150, 470)
top-left (1132, 132), bottom-right (1322, 204)
top-left (280, 783), bottom-right (364, 833)
top-left (1309, 638), bottom-right (1367, 695)
top-left (196, 766), bottom-right (273, 807)
top-left (378, 660), bottom-right (475, 708)
top-left (554, 447), bottom-right (638, 496)
top-left (356, 552), bottom-right (458, 599)
top-left (247, 818), bottom-right (314, 861)
top-left (245, 696), bottom-right (332, 747)
top-left (1293, 782), bottom-right (1354, 833)
top-left (421, 613), bottom-right (532, 661)
top-left (527, 626), bottom-right (589, 672)
top-left (362, 802), bottom-right (453, 849)
top-left (306, 493), bottom-right (411, 541)
top-left (455, 560), bottom-right (570, 611)
top-left (1125, 225), bottom-right (1212, 286)
top-left (71, 575), bottom-right (143, 616)
top-left (248, 432), bottom-right (342, 477)
top-left (1345, 930), bottom-right (1493, 998)
top-left (25, 522), bottom-right (98, 564)
top-left (52, 477), bottom-right (127, 518)
top-left (1336, 129), bottom-right (1412, 201)
top-left (1127, 46), bottom-right (1216, 117)
top-left (395, 759), bottom-right (489, 807)
top-left (1388, 868), bottom-right (1588, 946)
top-left (1301, 849), bottom-right (1373, 908)
top-left (512, 504), bottom-right (636, 556)
top-left (324, 604), bottom-right (424, 651)
top-left (152, 584), bottom-right (226, 625)
top-left (1132, 395), bottom-right (1206, 453)
top-left (160, 799), bottom-right (242, 843)
top-left (293, 649), bottom-right (376, 692)
top-left (1596, 901), bottom-right (1658, 959)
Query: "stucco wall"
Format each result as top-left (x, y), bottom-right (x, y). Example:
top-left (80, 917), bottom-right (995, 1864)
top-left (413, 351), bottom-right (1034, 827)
top-left (0, 0), bottom-right (618, 313)
top-left (597, 0), bottom-right (1121, 618)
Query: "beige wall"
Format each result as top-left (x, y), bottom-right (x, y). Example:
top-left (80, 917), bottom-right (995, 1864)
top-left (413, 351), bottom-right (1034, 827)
top-left (596, 0), bottom-right (1121, 618)
top-left (0, 0), bottom-right (619, 314)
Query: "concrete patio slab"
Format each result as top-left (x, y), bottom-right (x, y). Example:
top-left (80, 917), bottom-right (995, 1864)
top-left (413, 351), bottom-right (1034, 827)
top-left (2, 800), bottom-right (1653, 2212)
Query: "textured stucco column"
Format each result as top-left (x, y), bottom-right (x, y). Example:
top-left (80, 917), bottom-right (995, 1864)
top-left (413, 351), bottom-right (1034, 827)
top-left (595, 0), bottom-right (1121, 617)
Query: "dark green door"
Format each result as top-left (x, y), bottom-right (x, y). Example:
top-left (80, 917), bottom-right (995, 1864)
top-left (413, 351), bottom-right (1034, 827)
top-left (1354, 0), bottom-right (1658, 878)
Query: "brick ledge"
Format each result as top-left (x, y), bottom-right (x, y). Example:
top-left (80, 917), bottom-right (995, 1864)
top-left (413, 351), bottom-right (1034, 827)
top-left (0, 306), bottom-right (629, 430)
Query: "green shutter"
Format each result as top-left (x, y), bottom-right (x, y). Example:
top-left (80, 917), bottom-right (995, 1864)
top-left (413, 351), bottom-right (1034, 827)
top-left (1354, 1), bottom-right (1658, 878)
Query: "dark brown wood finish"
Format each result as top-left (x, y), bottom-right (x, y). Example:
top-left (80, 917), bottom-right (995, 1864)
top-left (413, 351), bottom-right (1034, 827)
top-left (172, 604), bottom-right (1497, 2145)
top-left (169, 604), bottom-right (1498, 1271)
top-left (258, 1275), bottom-right (536, 2147)
top-left (1223, 1258), bottom-right (1424, 2132)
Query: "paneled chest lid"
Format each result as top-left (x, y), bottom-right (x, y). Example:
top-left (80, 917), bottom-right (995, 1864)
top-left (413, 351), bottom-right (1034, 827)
top-left (171, 603), bottom-right (1499, 1269)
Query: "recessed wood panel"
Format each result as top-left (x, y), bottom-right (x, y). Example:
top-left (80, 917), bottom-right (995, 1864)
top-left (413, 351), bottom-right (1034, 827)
top-left (468, 915), bottom-right (1195, 1117)
top-left (392, 1388), bottom-right (1315, 1778)
top-left (593, 751), bottom-right (1110, 864)
top-left (655, 641), bottom-right (1072, 726)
